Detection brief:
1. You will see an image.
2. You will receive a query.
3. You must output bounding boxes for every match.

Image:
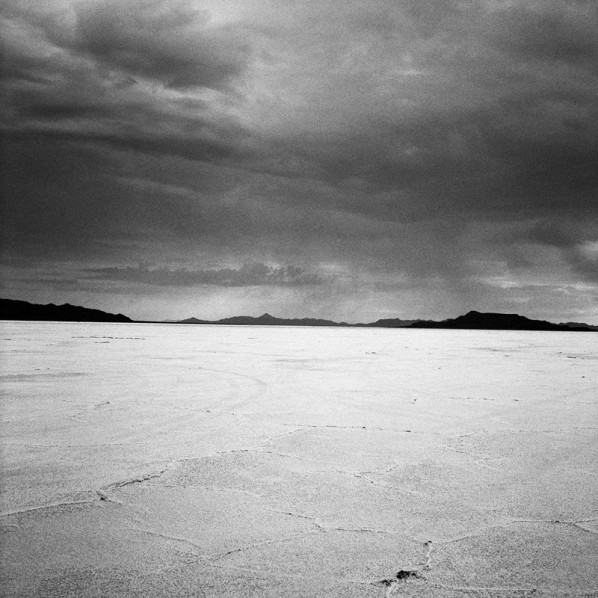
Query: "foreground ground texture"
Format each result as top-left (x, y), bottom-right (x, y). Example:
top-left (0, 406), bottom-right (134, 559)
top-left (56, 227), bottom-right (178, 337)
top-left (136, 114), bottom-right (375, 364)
top-left (1, 322), bottom-right (597, 597)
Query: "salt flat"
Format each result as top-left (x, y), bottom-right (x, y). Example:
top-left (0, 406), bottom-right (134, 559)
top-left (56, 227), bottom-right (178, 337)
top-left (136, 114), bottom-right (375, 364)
top-left (1, 321), bottom-right (597, 597)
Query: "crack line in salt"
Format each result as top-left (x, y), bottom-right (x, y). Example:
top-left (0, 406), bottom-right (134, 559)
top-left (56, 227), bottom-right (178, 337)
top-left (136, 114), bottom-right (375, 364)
top-left (427, 581), bottom-right (539, 594)
top-left (127, 526), bottom-right (325, 566)
top-left (280, 423), bottom-right (414, 433)
top-left (212, 531), bottom-right (322, 560)
top-left (268, 509), bottom-right (426, 541)
top-left (0, 500), bottom-right (98, 517)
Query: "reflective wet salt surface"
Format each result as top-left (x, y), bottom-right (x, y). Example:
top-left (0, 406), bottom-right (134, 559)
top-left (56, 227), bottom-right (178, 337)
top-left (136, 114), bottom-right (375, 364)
top-left (1, 321), bottom-right (597, 597)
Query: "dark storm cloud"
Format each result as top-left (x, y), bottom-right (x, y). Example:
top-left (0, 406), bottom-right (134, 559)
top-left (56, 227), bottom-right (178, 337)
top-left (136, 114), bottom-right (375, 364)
top-left (520, 221), bottom-right (598, 283)
top-left (4, 0), bottom-right (596, 216)
top-left (82, 263), bottom-right (326, 287)
top-left (1, 0), bottom-right (597, 321)
top-left (74, 1), bottom-right (251, 90)
top-left (489, 2), bottom-right (598, 65)
top-left (2, 0), bottom-right (254, 90)
top-left (1, 0), bottom-right (254, 170)
top-left (260, 0), bottom-right (598, 221)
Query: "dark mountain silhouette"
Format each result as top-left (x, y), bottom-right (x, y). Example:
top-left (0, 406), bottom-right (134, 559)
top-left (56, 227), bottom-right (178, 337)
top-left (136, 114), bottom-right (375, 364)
top-left (178, 317), bottom-right (212, 324)
top-left (0, 298), bottom-right (132, 323)
top-left (2, 298), bottom-right (595, 331)
top-left (362, 318), bottom-right (420, 328)
top-left (178, 311), bottom-right (594, 330)
top-left (559, 321), bottom-right (598, 331)
top-left (180, 313), bottom-right (343, 327)
top-left (408, 311), bottom-right (590, 331)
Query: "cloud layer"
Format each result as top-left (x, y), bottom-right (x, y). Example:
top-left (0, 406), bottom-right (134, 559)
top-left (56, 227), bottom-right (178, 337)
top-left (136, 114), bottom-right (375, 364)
top-left (84, 263), bottom-right (326, 287)
top-left (1, 0), bottom-right (597, 321)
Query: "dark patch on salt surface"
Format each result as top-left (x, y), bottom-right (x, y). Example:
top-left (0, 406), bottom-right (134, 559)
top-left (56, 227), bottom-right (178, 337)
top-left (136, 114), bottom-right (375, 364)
top-left (378, 569), bottom-right (424, 585)
top-left (396, 569), bottom-right (423, 580)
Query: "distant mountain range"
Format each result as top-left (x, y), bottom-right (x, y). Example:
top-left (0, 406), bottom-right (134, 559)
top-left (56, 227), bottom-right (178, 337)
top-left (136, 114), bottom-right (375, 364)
top-left (0, 298), bottom-right (132, 323)
top-left (1, 299), bottom-right (596, 331)
top-left (180, 313), bottom-right (420, 328)
top-left (179, 313), bottom-right (348, 327)
top-left (179, 310), bottom-right (595, 331)
top-left (408, 311), bottom-right (595, 331)
top-left (362, 318), bottom-right (421, 328)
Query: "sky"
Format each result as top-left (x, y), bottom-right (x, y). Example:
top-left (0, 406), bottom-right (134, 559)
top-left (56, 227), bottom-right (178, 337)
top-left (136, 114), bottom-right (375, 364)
top-left (1, 0), bottom-right (597, 323)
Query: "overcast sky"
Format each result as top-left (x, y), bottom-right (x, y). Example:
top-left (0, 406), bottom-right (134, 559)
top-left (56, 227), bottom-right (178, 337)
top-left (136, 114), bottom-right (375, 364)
top-left (1, 0), bottom-right (597, 322)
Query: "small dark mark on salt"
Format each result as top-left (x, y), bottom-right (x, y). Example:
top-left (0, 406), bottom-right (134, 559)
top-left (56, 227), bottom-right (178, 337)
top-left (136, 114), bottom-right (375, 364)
top-left (396, 570), bottom-right (423, 580)
top-left (378, 570), bottom-right (423, 586)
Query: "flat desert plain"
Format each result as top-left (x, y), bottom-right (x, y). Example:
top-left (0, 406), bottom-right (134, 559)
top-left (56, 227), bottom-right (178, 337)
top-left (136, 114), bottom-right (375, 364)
top-left (1, 322), bottom-right (597, 597)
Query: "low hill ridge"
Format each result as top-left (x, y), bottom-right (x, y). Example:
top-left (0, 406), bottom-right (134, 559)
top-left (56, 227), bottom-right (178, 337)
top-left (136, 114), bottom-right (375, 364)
top-left (409, 310), bottom-right (589, 331)
top-left (0, 298), bottom-right (132, 323)
top-left (362, 318), bottom-right (420, 328)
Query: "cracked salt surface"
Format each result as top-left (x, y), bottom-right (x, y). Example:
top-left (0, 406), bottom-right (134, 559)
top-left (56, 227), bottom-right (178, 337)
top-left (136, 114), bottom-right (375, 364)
top-left (1, 322), bottom-right (597, 597)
